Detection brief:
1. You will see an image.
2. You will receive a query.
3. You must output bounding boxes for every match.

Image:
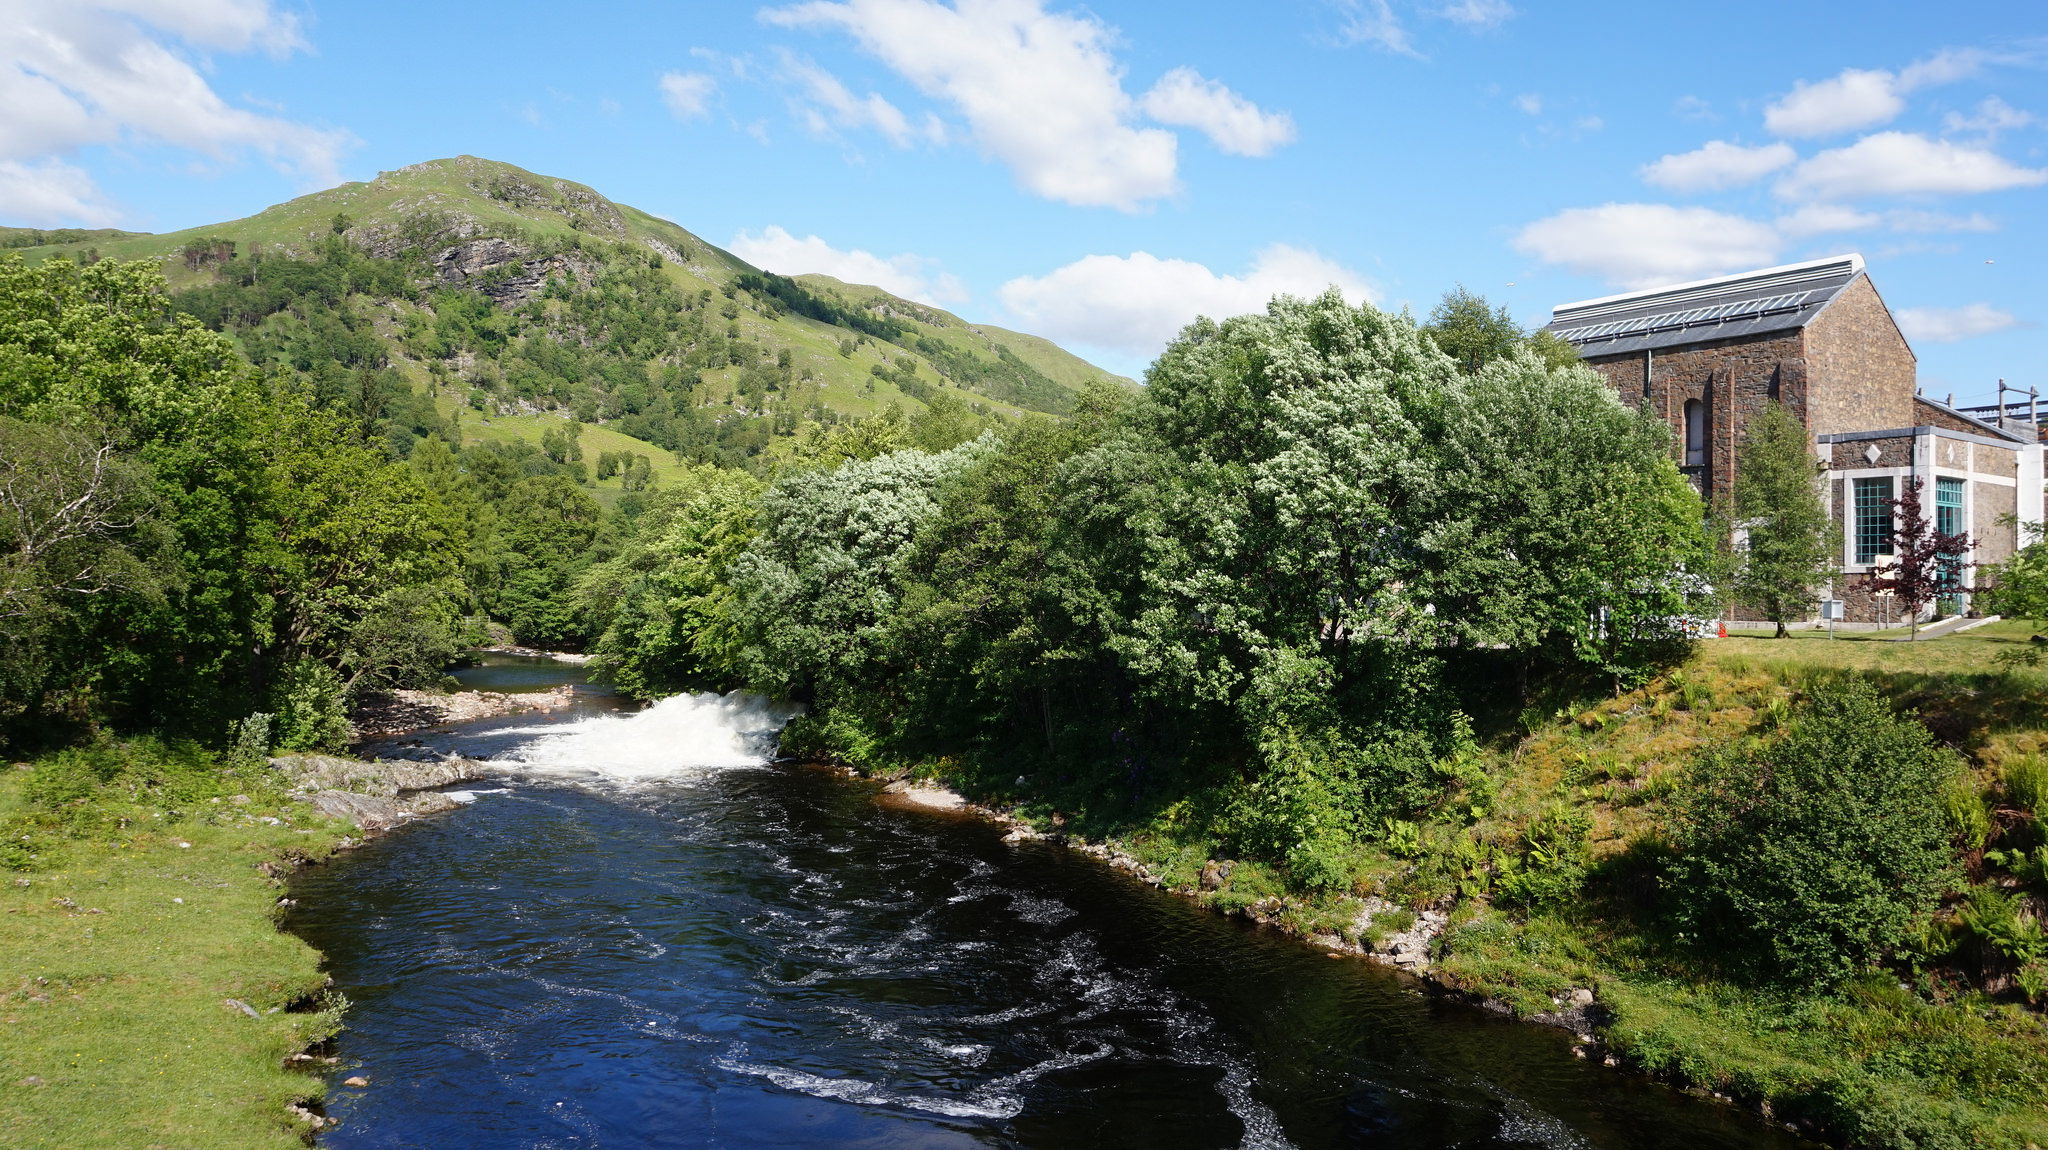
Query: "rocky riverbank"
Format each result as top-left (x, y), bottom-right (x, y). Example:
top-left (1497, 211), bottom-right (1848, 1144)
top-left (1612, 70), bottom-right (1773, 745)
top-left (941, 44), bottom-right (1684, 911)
top-left (349, 684), bottom-right (576, 739)
top-left (271, 753), bottom-right (495, 837)
top-left (847, 764), bottom-right (1627, 1080)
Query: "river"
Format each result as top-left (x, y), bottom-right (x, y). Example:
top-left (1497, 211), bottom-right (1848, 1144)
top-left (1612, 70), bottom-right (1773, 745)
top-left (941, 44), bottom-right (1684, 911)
top-left (287, 654), bottom-right (1805, 1149)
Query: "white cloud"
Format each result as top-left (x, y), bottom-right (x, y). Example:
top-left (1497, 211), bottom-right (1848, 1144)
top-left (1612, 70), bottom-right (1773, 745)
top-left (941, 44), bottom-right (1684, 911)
top-left (1434, 0), bottom-right (1513, 29)
top-left (1640, 140), bottom-right (1796, 192)
top-left (1139, 68), bottom-right (1294, 157)
top-left (1512, 203), bottom-right (1781, 289)
top-left (1512, 93), bottom-right (1542, 116)
top-left (729, 225), bottom-right (967, 306)
top-left (89, 0), bottom-right (305, 55)
top-left (1895, 303), bottom-right (2020, 343)
top-left (0, 0), bottom-right (348, 224)
top-left (659, 72), bottom-right (718, 120)
top-left (1764, 48), bottom-right (1987, 138)
top-left (0, 159), bottom-right (121, 227)
top-left (1945, 95), bottom-right (2035, 138)
top-left (1897, 47), bottom-right (1988, 90)
top-left (1775, 203), bottom-right (1880, 237)
top-left (997, 244), bottom-right (1374, 360)
top-left (1886, 209), bottom-right (1997, 233)
top-left (1673, 95), bottom-right (1716, 122)
top-left (1766, 69), bottom-right (1903, 138)
top-left (1332, 0), bottom-right (1420, 56)
top-left (779, 55), bottom-right (930, 147)
top-left (763, 0), bottom-right (1178, 210)
top-left (1777, 131), bottom-right (2048, 200)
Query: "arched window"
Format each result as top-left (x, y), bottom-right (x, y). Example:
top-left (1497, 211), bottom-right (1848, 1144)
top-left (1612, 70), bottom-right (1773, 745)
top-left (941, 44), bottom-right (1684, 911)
top-left (1683, 398), bottom-right (1705, 467)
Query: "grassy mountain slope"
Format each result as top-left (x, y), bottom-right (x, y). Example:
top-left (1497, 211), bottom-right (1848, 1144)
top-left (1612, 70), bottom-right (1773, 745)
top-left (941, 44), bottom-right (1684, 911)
top-left (6, 156), bottom-right (1124, 475)
top-left (796, 272), bottom-right (1132, 393)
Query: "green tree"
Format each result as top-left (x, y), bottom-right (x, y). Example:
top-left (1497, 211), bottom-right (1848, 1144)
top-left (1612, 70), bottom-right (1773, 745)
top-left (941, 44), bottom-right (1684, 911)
top-left (1733, 401), bottom-right (1835, 636)
top-left (729, 439), bottom-right (989, 700)
top-left (1982, 524), bottom-right (2048, 624)
top-left (1423, 286), bottom-right (1581, 374)
top-left (1425, 349), bottom-right (1711, 681)
top-left (1424, 286), bottom-right (1523, 374)
top-left (487, 474), bottom-right (604, 647)
top-left (0, 255), bottom-right (268, 739)
top-left (1666, 678), bottom-right (1962, 988)
top-left (580, 465), bottom-right (764, 697)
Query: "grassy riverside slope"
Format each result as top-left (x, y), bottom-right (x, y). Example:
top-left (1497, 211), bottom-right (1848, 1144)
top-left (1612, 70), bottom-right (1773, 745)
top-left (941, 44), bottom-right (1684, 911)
top-left (0, 750), bottom-right (350, 1149)
top-left (878, 622), bottom-right (2048, 1148)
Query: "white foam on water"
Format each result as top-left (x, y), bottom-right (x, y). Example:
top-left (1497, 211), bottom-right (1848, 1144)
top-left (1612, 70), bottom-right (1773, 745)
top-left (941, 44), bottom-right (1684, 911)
top-left (498, 691), bottom-right (802, 781)
top-left (715, 1050), bottom-right (1026, 1120)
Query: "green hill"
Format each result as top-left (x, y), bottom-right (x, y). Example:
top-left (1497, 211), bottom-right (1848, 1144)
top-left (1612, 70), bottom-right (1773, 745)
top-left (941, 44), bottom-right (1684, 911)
top-left (4, 156), bottom-right (1126, 475)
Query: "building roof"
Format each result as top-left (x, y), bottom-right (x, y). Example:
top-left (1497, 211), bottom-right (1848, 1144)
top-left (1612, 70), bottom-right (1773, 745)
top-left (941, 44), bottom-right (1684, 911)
top-left (1546, 254), bottom-right (1864, 357)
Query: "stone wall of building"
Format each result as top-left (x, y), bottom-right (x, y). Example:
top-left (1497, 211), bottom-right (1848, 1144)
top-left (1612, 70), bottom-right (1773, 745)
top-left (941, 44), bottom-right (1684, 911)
top-left (1971, 443), bottom-right (2019, 479)
top-left (1585, 330), bottom-right (1805, 502)
top-left (1917, 397), bottom-right (2015, 440)
top-left (1975, 482), bottom-right (2020, 566)
top-left (1583, 353), bottom-right (1646, 398)
top-left (1829, 435), bottom-right (1913, 469)
top-left (1803, 275), bottom-right (1917, 435)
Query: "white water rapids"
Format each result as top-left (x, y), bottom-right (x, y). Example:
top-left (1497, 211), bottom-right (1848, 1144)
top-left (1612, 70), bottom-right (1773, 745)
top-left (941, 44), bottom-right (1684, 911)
top-left (492, 690), bottom-right (803, 780)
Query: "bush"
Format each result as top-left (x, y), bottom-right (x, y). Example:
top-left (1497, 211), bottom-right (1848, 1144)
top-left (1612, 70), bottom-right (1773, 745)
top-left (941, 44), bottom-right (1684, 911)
top-left (270, 658), bottom-right (350, 752)
top-left (1664, 678), bottom-right (1962, 988)
top-left (2006, 754), bottom-right (2048, 815)
top-left (1495, 805), bottom-right (1592, 909)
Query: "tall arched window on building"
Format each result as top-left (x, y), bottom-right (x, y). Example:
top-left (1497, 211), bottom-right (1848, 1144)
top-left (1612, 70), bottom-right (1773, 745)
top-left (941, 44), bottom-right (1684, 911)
top-left (1683, 399), bottom-right (1706, 467)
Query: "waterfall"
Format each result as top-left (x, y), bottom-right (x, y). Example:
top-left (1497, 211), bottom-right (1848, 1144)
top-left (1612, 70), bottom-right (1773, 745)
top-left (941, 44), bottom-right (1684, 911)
top-left (498, 691), bottom-right (802, 780)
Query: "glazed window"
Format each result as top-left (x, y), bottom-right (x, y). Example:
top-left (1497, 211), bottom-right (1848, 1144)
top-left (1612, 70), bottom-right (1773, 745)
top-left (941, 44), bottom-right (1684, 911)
top-left (1683, 399), bottom-right (1705, 467)
top-left (1935, 476), bottom-right (1965, 537)
top-left (1854, 476), bottom-right (1894, 565)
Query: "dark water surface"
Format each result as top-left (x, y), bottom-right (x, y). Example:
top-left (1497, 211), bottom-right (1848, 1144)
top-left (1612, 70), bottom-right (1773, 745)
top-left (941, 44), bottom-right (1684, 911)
top-left (290, 666), bottom-right (1804, 1149)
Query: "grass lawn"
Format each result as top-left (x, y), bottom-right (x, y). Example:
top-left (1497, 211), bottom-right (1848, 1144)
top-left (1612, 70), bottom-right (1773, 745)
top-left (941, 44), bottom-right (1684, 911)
top-left (1714, 618), bottom-right (2039, 676)
top-left (0, 760), bottom-right (347, 1149)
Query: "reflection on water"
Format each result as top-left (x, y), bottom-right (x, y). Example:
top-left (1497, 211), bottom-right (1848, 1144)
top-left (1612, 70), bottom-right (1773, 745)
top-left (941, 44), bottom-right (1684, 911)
top-left (450, 652), bottom-right (605, 696)
top-left (293, 674), bottom-right (1806, 1150)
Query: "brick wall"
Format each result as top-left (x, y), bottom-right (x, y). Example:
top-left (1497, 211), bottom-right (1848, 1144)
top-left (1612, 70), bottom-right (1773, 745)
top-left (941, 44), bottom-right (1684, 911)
top-left (1804, 275), bottom-right (1917, 435)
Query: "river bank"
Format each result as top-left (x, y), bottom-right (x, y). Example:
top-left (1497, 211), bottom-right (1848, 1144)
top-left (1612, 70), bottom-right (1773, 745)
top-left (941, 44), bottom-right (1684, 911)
top-left (0, 740), bottom-right (501, 1149)
top-left (805, 629), bottom-right (2048, 1149)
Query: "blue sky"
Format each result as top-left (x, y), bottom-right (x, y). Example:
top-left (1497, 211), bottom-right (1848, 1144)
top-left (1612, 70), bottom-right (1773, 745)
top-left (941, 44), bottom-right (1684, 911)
top-left (4, 1), bottom-right (2044, 400)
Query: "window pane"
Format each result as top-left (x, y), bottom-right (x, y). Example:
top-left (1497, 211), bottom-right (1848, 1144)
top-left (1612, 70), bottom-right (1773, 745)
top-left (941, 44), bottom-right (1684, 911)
top-left (1854, 477), bottom-right (1894, 564)
top-left (1936, 476), bottom-right (1965, 537)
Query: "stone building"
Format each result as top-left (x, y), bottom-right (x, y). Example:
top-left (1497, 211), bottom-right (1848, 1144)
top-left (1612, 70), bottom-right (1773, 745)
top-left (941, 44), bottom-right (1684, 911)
top-left (1547, 253), bottom-right (2044, 624)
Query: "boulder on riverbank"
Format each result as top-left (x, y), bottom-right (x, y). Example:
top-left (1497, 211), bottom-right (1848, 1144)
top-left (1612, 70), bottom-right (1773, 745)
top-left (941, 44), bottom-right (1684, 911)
top-left (271, 753), bottom-right (492, 835)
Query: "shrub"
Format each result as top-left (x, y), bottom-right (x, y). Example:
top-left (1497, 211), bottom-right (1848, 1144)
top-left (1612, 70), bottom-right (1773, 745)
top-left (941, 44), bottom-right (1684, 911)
top-left (2006, 754), bottom-right (2048, 815)
top-left (270, 658), bottom-right (350, 752)
top-left (1664, 678), bottom-right (1962, 988)
top-left (1495, 805), bottom-right (1593, 909)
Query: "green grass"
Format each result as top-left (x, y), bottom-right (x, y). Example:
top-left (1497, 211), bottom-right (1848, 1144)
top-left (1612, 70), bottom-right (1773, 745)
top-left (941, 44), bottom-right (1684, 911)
top-left (0, 753), bottom-right (350, 1149)
top-left (1715, 618), bottom-right (2039, 676)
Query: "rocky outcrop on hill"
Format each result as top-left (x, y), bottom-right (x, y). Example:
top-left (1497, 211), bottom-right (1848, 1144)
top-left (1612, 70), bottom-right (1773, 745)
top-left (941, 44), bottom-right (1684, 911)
top-left (430, 238), bottom-right (595, 306)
